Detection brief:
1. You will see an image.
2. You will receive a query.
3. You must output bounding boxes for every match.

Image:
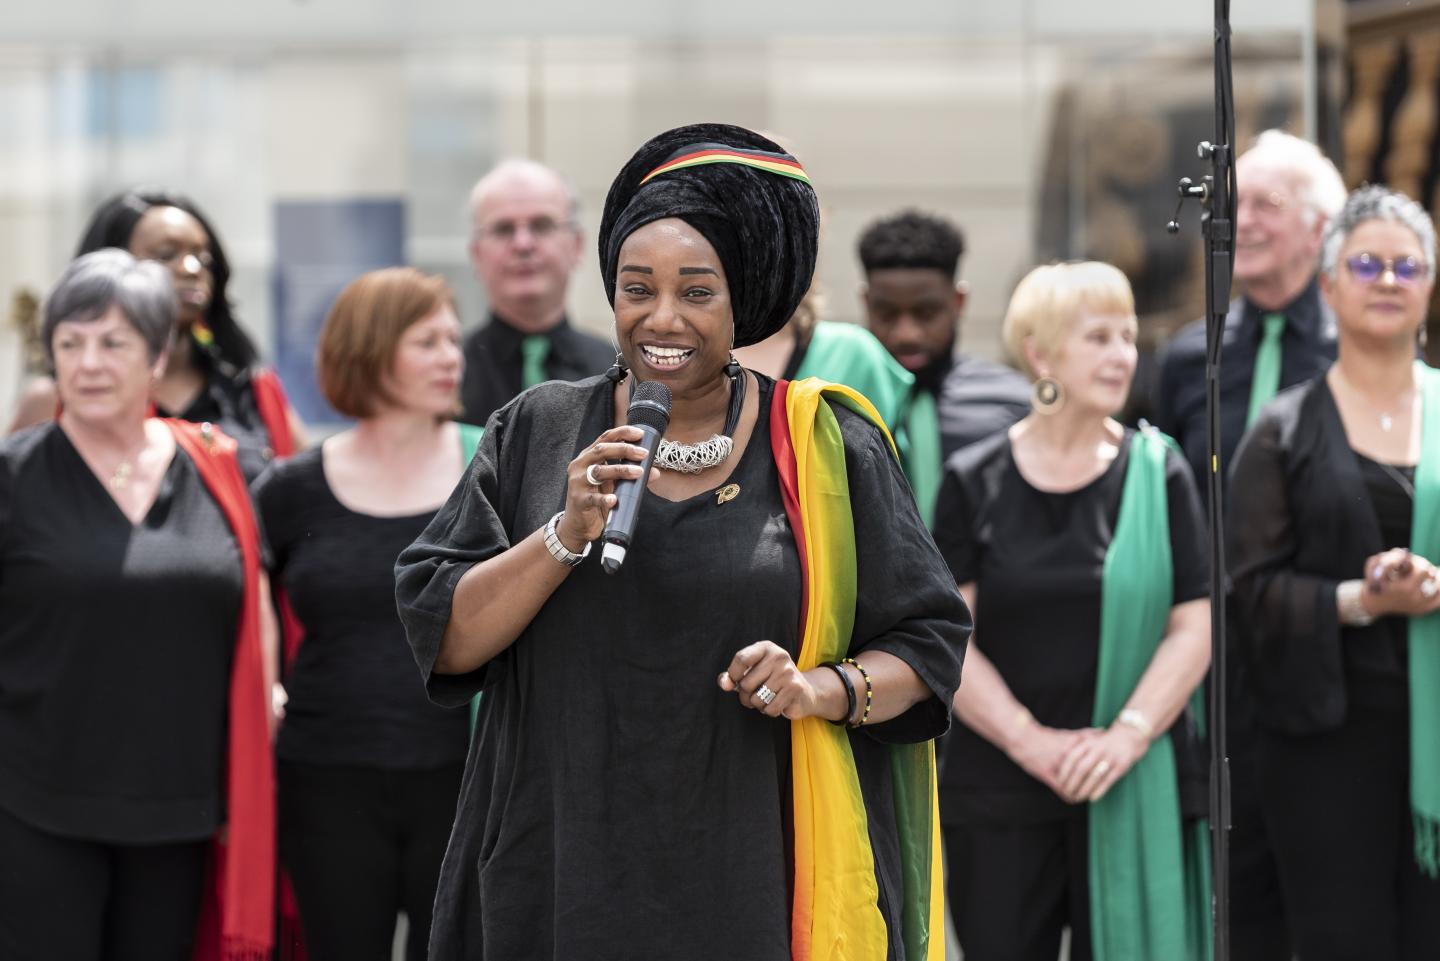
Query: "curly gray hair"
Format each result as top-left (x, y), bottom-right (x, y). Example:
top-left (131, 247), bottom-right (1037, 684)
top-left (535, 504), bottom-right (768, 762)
top-left (1320, 185), bottom-right (1437, 281)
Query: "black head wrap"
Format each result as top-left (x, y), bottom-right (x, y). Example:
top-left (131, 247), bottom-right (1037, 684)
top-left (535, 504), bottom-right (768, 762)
top-left (598, 124), bottom-right (820, 349)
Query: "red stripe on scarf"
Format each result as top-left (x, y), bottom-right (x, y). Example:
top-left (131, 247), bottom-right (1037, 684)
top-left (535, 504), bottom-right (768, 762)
top-left (168, 420), bottom-right (277, 961)
top-left (769, 380), bottom-right (811, 647)
top-left (251, 368), bottom-right (297, 458)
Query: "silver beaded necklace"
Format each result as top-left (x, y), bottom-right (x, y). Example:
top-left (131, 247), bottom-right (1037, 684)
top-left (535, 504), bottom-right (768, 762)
top-left (642, 365), bottom-right (746, 474)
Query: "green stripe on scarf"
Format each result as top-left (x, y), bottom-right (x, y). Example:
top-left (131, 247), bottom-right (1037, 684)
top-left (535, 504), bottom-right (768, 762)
top-left (1410, 363), bottom-right (1440, 876)
top-left (819, 389), bottom-right (942, 958)
top-left (459, 422), bottom-right (485, 737)
top-left (1090, 428), bottom-right (1211, 961)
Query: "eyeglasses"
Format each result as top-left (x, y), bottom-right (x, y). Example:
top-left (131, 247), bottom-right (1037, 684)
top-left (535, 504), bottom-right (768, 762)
top-left (475, 216), bottom-right (574, 245)
top-left (1344, 252), bottom-right (1429, 285)
top-left (1237, 190), bottom-right (1291, 216)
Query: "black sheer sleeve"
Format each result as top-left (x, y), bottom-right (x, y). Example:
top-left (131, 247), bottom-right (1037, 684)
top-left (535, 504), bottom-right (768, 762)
top-left (932, 448), bottom-right (984, 587)
top-left (0, 437), bottom-right (12, 567)
top-left (249, 459), bottom-right (292, 573)
top-left (396, 410), bottom-right (513, 708)
top-left (837, 406), bottom-right (972, 744)
top-left (1164, 444), bottom-right (1209, 604)
top-left (1226, 406), bottom-right (1346, 731)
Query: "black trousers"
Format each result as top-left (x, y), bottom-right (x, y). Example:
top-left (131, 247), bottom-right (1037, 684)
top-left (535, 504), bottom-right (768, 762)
top-left (1259, 703), bottom-right (1440, 961)
top-left (278, 759), bottom-right (464, 961)
top-left (944, 813), bottom-right (1093, 961)
top-left (1227, 655), bottom-right (1294, 961)
top-left (0, 804), bottom-right (207, 961)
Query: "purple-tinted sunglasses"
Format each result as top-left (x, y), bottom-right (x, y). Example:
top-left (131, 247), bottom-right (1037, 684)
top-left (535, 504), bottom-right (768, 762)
top-left (1345, 252), bottom-right (1429, 285)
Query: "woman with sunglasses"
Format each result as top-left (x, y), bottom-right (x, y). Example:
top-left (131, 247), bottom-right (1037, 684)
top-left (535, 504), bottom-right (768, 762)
top-left (1229, 184), bottom-right (1440, 960)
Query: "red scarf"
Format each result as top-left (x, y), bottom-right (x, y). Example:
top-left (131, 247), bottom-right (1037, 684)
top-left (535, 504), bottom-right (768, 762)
top-left (167, 419), bottom-right (277, 961)
top-left (251, 368), bottom-right (298, 458)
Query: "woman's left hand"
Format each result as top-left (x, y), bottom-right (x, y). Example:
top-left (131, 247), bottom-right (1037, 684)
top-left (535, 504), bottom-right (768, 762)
top-left (719, 641), bottom-right (833, 721)
top-left (1054, 724), bottom-right (1151, 803)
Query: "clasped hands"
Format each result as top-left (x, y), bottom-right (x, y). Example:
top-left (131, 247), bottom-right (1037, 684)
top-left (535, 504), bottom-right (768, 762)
top-left (1360, 548), bottom-right (1440, 618)
top-left (1007, 719), bottom-right (1150, 805)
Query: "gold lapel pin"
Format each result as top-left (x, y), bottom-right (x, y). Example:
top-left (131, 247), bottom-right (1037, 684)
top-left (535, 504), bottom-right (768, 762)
top-left (716, 483), bottom-right (741, 505)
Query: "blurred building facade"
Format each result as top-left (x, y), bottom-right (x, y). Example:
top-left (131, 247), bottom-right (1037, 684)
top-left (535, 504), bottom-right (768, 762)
top-left (2, 0), bottom-right (1332, 424)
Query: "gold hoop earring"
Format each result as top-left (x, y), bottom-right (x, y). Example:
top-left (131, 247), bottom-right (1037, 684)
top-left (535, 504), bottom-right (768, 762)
top-left (1032, 376), bottom-right (1064, 415)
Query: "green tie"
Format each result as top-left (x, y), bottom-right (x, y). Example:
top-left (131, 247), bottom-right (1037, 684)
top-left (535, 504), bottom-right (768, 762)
top-left (1246, 312), bottom-right (1285, 427)
top-left (898, 389), bottom-right (942, 528)
top-left (521, 335), bottom-right (550, 389)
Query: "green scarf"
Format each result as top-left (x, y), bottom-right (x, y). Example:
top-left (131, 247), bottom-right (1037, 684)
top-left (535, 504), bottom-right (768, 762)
top-left (1091, 428), bottom-right (1211, 961)
top-left (794, 321), bottom-right (914, 433)
top-left (1410, 363), bottom-right (1440, 875)
top-left (896, 389), bottom-right (942, 528)
top-left (459, 422), bottom-right (486, 736)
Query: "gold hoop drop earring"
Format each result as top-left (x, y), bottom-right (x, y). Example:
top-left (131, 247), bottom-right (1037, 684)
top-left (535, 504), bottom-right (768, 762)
top-left (1032, 375), bottom-right (1064, 415)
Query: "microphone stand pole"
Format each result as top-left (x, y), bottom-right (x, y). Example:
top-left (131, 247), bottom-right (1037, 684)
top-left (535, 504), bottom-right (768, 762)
top-left (1166, 0), bottom-right (1235, 956)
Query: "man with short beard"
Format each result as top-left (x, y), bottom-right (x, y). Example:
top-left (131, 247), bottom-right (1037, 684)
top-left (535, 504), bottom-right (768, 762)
top-left (459, 160), bottom-right (615, 426)
top-left (1154, 129), bottom-right (1347, 961)
top-left (859, 210), bottom-right (1030, 524)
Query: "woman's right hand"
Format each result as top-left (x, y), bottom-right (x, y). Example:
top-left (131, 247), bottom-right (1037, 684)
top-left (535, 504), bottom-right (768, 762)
top-left (557, 426), bottom-right (659, 553)
top-left (1362, 548), bottom-right (1440, 618)
top-left (1006, 723), bottom-right (1095, 801)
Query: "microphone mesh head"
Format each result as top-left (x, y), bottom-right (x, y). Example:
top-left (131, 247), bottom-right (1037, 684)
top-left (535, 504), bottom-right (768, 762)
top-left (628, 380), bottom-right (672, 432)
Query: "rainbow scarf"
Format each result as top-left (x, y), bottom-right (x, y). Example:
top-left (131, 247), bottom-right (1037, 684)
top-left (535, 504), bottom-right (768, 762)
top-left (770, 377), bottom-right (945, 961)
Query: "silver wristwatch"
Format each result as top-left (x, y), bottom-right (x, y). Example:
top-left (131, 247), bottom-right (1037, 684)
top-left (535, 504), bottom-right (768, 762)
top-left (544, 511), bottom-right (591, 568)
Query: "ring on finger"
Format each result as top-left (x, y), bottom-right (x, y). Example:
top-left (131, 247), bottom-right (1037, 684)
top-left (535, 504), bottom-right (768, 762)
top-left (1094, 760), bottom-right (1111, 777)
top-left (756, 684), bottom-right (777, 706)
top-left (1423, 578), bottom-right (1438, 599)
top-left (585, 463), bottom-right (603, 487)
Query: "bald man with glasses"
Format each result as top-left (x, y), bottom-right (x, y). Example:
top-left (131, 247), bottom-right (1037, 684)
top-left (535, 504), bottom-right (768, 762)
top-left (458, 160), bottom-right (615, 426)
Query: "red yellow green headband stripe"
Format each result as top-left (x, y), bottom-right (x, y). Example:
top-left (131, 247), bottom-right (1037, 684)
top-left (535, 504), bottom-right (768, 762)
top-left (639, 144), bottom-right (812, 187)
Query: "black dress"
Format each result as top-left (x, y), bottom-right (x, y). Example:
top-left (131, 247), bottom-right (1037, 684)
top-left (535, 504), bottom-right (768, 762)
top-left (254, 446), bottom-right (470, 770)
top-left (395, 373), bottom-right (969, 961)
top-left (254, 445), bottom-right (469, 961)
top-left (932, 428), bottom-right (1208, 824)
top-left (0, 422), bottom-right (240, 844)
top-left (930, 429), bottom-right (1207, 961)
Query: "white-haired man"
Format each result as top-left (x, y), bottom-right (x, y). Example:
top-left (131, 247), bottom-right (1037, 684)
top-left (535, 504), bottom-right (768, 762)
top-left (1154, 130), bottom-right (1348, 961)
top-left (458, 160), bottom-right (614, 426)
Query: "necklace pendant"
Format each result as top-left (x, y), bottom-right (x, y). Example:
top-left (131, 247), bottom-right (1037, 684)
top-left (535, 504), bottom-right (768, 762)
top-left (1381, 413), bottom-right (1394, 432)
top-left (716, 483), bottom-right (741, 505)
top-left (110, 462), bottom-right (133, 490)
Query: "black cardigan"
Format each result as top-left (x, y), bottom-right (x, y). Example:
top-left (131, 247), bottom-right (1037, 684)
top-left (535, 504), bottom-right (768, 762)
top-left (1228, 375), bottom-right (1395, 735)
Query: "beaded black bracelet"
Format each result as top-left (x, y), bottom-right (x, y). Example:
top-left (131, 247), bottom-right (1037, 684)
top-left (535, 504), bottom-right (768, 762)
top-left (822, 662), bottom-right (856, 727)
top-left (842, 657), bottom-right (873, 727)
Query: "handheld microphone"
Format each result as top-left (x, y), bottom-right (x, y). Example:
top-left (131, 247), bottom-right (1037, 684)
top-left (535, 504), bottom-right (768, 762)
top-left (601, 380), bottom-right (672, 574)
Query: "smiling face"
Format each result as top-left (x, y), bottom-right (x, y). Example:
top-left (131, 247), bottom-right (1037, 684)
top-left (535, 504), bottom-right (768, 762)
top-left (613, 218), bottom-right (733, 394)
top-left (1031, 311), bottom-right (1138, 418)
top-left (1321, 218), bottom-right (1433, 348)
top-left (128, 205), bottom-right (213, 328)
top-left (379, 303), bottom-right (464, 418)
top-left (52, 303), bottom-right (164, 424)
top-left (1233, 156), bottom-right (1325, 295)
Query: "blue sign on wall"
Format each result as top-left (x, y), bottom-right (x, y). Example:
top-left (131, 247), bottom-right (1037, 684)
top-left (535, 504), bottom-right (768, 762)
top-left (272, 199), bottom-right (405, 424)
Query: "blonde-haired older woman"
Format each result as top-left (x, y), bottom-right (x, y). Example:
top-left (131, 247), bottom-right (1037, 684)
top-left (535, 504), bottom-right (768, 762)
top-left (933, 261), bottom-right (1212, 961)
